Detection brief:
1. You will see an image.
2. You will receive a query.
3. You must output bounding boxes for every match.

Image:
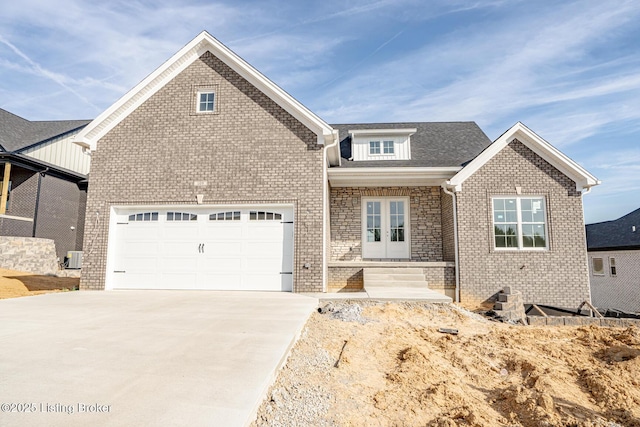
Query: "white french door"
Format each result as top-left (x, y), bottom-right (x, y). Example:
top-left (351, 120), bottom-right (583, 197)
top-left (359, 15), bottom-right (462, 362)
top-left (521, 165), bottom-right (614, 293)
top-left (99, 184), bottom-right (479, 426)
top-left (362, 198), bottom-right (410, 259)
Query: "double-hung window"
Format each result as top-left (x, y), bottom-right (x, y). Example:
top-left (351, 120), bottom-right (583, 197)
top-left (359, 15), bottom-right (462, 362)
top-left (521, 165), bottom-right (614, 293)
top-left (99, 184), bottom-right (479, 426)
top-left (492, 197), bottom-right (547, 250)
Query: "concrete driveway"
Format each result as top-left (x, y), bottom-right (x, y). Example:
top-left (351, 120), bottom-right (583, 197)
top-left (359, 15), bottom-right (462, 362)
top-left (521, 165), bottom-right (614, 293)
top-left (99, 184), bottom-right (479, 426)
top-left (0, 290), bottom-right (318, 426)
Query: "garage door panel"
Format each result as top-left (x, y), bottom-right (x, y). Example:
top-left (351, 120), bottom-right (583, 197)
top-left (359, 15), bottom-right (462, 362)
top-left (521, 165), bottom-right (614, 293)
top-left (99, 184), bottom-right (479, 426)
top-left (245, 242), bottom-right (282, 256)
top-left (200, 258), bottom-right (243, 272)
top-left (244, 256), bottom-right (282, 271)
top-left (163, 226), bottom-right (200, 240)
top-left (162, 241), bottom-right (199, 254)
top-left (204, 242), bottom-right (243, 256)
top-left (123, 226), bottom-right (161, 239)
top-left (203, 225), bottom-right (242, 240)
top-left (121, 257), bottom-right (158, 272)
top-left (161, 259), bottom-right (199, 273)
top-left (110, 206), bottom-right (294, 291)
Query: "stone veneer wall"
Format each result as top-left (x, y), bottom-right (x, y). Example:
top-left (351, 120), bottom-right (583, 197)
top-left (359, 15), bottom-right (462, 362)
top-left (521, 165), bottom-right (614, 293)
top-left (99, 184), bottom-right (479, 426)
top-left (330, 186), bottom-right (443, 262)
top-left (81, 51), bottom-right (324, 292)
top-left (456, 140), bottom-right (591, 308)
top-left (441, 189), bottom-right (455, 262)
top-left (0, 236), bottom-right (59, 275)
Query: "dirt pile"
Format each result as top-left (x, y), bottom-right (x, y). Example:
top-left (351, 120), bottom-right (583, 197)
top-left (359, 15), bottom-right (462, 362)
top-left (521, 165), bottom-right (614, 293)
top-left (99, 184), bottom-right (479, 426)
top-left (0, 268), bottom-right (78, 299)
top-left (253, 301), bottom-right (640, 427)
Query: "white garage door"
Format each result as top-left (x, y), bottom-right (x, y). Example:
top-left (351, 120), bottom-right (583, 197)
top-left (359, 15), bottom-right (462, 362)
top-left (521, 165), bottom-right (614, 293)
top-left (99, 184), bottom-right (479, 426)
top-left (108, 206), bottom-right (294, 291)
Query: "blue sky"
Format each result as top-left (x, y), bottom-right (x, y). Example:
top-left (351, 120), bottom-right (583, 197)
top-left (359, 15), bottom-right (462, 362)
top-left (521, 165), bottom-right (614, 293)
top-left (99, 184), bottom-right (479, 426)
top-left (1, 0), bottom-right (639, 224)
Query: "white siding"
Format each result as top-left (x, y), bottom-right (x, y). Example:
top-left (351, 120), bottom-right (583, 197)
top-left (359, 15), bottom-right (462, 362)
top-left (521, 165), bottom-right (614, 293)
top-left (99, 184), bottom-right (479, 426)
top-left (589, 250), bottom-right (640, 313)
top-left (352, 135), bottom-right (411, 161)
top-left (22, 131), bottom-right (90, 175)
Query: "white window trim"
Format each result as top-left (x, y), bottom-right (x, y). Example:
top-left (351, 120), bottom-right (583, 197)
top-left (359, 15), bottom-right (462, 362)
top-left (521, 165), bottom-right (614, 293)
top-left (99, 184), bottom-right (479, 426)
top-left (197, 90), bottom-right (216, 113)
top-left (492, 196), bottom-right (549, 251)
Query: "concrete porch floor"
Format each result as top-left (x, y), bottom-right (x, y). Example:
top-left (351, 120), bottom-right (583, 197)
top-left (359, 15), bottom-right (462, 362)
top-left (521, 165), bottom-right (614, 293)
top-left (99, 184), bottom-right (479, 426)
top-left (303, 287), bottom-right (452, 303)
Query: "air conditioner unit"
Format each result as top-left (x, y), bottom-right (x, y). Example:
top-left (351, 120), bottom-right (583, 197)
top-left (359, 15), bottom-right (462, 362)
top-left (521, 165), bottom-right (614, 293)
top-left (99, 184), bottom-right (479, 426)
top-left (66, 251), bottom-right (83, 269)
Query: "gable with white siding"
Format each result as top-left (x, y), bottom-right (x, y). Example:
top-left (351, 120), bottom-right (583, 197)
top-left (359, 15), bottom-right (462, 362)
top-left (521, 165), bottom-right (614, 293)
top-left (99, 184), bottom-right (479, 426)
top-left (21, 130), bottom-right (91, 175)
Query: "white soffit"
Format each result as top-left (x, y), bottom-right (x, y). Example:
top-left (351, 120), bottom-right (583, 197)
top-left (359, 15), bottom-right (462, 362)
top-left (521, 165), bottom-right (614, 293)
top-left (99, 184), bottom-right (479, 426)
top-left (328, 167), bottom-right (461, 187)
top-left (74, 31), bottom-right (335, 150)
top-left (447, 122), bottom-right (600, 192)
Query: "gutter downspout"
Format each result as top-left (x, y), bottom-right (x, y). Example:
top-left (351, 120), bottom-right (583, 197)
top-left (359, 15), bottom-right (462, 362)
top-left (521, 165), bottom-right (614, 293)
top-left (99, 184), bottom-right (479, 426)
top-left (322, 130), bottom-right (340, 292)
top-left (441, 183), bottom-right (460, 303)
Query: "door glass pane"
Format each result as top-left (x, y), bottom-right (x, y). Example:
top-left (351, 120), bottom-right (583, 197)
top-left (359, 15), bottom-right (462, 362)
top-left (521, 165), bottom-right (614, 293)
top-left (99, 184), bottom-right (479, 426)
top-left (367, 201), bottom-right (381, 242)
top-left (389, 201), bottom-right (405, 242)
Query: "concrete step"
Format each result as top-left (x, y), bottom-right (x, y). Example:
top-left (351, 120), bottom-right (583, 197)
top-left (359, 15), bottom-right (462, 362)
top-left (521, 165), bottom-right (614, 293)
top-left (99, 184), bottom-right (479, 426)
top-left (365, 280), bottom-right (429, 288)
top-left (363, 267), bottom-right (424, 275)
top-left (364, 274), bottom-right (426, 282)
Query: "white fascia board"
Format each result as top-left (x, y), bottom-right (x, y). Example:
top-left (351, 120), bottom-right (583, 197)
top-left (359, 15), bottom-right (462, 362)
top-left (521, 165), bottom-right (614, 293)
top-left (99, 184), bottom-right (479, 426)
top-left (74, 31), bottom-right (333, 150)
top-left (447, 122), bottom-right (600, 192)
top-left (328, 167), bottom-right (461, 187)
top-left (348, 128), bottom-right (417, 136)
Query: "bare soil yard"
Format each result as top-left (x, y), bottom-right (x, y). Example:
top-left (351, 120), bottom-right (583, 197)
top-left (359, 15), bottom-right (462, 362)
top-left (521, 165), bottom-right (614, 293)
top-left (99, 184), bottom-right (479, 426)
top-left (253, 301), bottom-right (640, 427)
top-left (0, 268), bottom-right (78, 299)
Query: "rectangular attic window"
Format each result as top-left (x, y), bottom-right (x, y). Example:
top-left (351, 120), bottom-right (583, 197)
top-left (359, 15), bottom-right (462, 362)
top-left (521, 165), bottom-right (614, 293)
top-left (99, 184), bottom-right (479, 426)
top-left (197, 92), bottom-right (215, 112)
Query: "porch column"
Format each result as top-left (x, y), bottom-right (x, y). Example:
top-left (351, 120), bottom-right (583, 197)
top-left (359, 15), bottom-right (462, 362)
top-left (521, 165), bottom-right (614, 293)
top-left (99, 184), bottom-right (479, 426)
top-left (0, 162), bottom-right (10, 215)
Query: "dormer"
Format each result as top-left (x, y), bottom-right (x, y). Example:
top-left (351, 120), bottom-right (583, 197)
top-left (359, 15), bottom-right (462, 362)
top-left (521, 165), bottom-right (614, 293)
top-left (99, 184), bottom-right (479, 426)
top-left (349, 128), bottom-right (416, 161)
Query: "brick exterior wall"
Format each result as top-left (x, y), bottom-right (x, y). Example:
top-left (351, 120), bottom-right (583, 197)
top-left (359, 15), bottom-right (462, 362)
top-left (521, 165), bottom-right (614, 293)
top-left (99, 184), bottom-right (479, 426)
top-left (456, 139), bottom-right (590, 307)
top-left (327, 267), bottom-right (363, 292)
top-left (34, 175), bottom-right (86, 260)
top-left (0, 167), bottom-right (38, 237)
top-left (329, 186), bottom-right (443, 262)
top-left (588, 250), bottom-right (640, 313)
top-left (80, 51), bottom-right (325, 292)
top-left (0, 166), bottom-right (86, 262)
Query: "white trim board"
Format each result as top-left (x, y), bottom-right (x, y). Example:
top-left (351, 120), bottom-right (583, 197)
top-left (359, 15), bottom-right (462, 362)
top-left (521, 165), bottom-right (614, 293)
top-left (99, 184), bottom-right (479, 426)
top-left (446, 122), bottom-right (600, 192)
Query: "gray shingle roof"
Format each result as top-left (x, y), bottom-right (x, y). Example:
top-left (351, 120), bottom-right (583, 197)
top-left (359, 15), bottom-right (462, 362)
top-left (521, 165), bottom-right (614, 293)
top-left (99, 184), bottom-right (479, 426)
top-left (586, 208), bottom-right (640, 250)
top-left (331, 122), bottom-right (492, 168)
top-left (0, 108), bottom-right (91, 152)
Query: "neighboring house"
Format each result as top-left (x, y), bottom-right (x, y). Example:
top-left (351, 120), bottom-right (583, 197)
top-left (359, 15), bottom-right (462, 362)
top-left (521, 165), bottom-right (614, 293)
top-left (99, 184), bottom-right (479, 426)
top-left (74, 31), bottom-right (599, 308)
top-left (0, 108), bottom-right (91, 261)
top-left (586, 208), bottom-right (640, 313)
